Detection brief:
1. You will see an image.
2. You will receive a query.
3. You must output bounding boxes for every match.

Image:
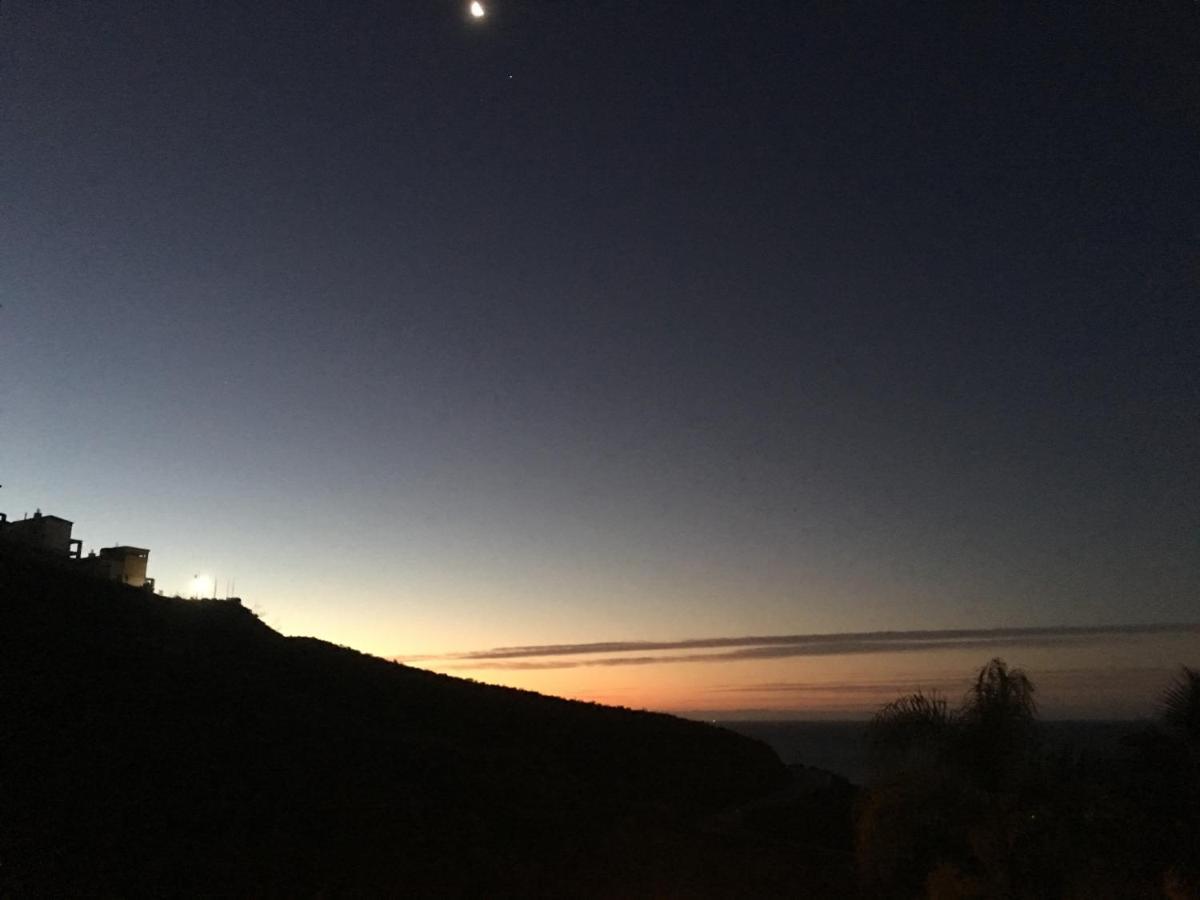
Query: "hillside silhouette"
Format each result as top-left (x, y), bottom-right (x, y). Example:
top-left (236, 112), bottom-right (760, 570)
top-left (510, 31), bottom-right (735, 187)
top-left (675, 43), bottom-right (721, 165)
top-left (0, 545), bottom-right (858, 897)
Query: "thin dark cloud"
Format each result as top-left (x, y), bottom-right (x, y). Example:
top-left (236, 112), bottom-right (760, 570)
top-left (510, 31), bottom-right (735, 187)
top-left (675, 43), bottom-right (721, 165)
top-left (400, 624), bottom-right (1200, 671)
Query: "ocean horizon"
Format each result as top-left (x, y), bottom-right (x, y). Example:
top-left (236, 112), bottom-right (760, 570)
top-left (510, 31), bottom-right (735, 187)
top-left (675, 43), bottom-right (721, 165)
top-left (719, 719), bottom-right (1149, 785)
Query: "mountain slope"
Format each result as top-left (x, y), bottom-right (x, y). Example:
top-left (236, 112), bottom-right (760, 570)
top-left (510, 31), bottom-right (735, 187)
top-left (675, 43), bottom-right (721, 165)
top-left (0, 546), bottom-right (821, 897)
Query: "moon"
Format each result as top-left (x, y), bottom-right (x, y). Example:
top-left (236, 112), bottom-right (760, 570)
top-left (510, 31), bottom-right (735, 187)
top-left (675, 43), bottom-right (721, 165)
top-left (469, 1), bottom-right (485, 18)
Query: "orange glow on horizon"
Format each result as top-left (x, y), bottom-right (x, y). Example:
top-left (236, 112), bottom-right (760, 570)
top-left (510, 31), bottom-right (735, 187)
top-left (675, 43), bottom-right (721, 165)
top-left (415, 630), bottom-right (1200, 720)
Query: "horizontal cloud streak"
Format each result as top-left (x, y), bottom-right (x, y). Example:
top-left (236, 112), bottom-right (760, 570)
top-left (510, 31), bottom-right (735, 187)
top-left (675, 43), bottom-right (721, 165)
top-left (404, 623), bottom-right (1200, 672)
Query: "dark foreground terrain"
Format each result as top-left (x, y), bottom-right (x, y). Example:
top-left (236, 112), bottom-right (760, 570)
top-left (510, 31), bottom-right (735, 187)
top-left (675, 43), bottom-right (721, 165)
top-left (0, 547), bottom-right (856, 897)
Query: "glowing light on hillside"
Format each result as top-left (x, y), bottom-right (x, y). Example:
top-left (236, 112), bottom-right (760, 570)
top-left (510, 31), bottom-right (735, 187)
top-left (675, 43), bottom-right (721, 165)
top-left (190, 574), bottom-right (212, 598)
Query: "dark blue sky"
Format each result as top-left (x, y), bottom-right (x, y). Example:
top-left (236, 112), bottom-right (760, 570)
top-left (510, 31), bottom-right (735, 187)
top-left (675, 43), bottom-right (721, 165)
top-left (2, 2), bottom-right (1197, 699)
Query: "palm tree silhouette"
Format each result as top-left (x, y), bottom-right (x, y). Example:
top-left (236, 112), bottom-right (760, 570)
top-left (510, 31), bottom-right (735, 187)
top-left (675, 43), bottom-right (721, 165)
top-left (1156, 666), bottom-right (1200, 897)
top-left (858, 660), bottom-right (1042, 896)
top-left (959, 658), bottom-right (1037, 789)
top-left (1160, 666), bottom-right (1200, 747)
top-left (864, 658), bottom-right (1037, 787)
top-left (865, 691), bottom-right (954, 781)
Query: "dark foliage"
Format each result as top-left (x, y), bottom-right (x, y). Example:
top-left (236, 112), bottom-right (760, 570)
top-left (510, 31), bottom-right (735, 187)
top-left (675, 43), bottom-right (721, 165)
top-left (857, 659), bottom-right (1200, 899)
top-left (1161, 666), bottom-right (1200, 744)
top-left (866, 691), bottom-right (954, 780)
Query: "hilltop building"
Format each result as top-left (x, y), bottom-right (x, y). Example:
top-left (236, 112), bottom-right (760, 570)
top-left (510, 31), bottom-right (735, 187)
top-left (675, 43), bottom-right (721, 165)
top-left (0, 511), bottom-right (83, 558)
top-left (1, 509), bottom-right (156, 592)
top-left (79, 546), bottom-right (155, 591)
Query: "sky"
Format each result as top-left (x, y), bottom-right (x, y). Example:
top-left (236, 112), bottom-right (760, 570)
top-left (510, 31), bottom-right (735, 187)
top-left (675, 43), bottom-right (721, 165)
top-left (2, 1), bottom-right (1197, 718)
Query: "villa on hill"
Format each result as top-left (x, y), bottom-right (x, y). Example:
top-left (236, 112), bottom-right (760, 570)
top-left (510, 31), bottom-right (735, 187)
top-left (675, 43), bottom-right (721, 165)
top-left (0, 511), bottom-right (81, 558)
top-left (0, 510), bottom-right (155, 591)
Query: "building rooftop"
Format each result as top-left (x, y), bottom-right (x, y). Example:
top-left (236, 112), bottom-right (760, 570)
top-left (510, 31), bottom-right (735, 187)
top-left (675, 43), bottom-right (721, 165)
top-left (3, 513), bottom-right (74, 526)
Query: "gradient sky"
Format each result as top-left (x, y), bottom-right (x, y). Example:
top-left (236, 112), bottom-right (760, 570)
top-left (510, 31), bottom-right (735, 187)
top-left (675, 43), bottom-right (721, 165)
top-left (3, 2), bottom-right (1197, 717)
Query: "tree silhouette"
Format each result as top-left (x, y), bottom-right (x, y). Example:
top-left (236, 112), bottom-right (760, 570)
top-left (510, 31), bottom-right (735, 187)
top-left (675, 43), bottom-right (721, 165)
top-left (959, 658), bottom-right (1038, 789)
top-left (858, 659), bottom-right (1200, 896)
top-left (864, 659), bottom-right (1037, 789)
top-left (857, 659), bottom-right (1045, 897)
top-left (1155, 666), bottom-right (1200, 896)
top-left (964, 658), bottom-right (1037, 722)
top-left (866, 691), bottom-right (954, 781)
top-left (1160, 665), bottom-right (1200, 747)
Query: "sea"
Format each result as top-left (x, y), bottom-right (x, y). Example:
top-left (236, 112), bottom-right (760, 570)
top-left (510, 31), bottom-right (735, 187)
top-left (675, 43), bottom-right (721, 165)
top-left (718, 720), bottom-right (1145, 785)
